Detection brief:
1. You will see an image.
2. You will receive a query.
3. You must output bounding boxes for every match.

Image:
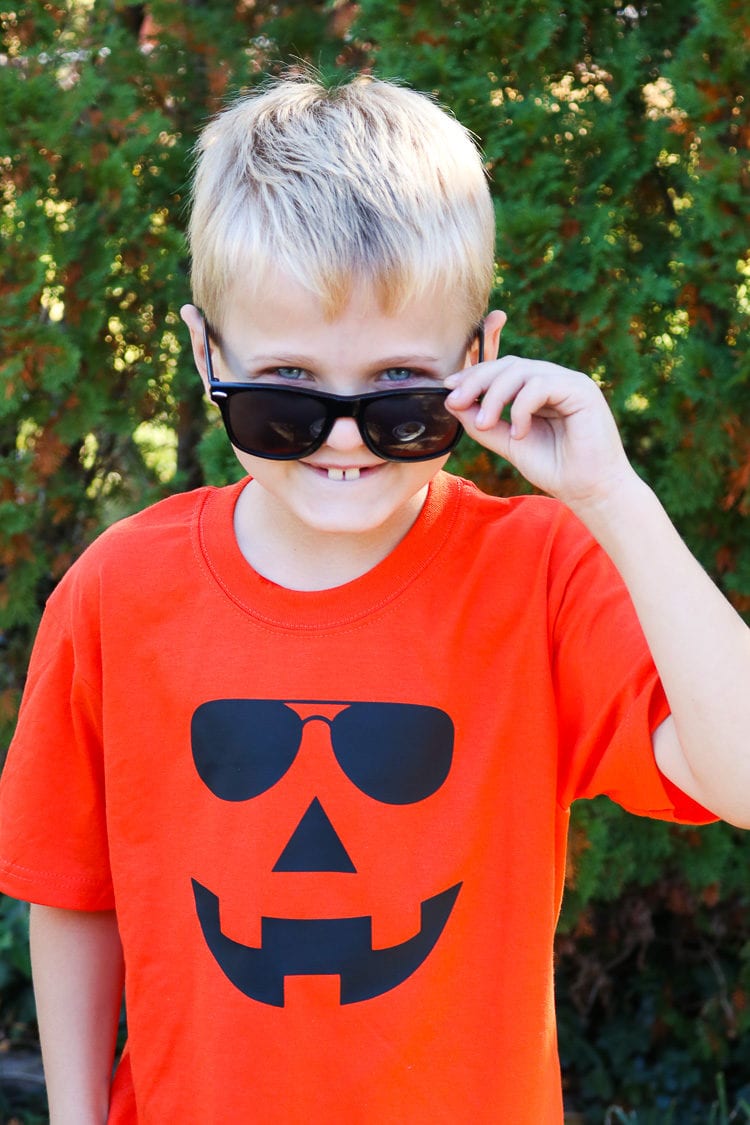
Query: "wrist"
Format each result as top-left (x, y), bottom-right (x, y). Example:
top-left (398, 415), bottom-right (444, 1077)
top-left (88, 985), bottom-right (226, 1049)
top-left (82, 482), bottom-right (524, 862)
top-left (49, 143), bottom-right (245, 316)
top-left (564, 468), bottom-right (660, 551)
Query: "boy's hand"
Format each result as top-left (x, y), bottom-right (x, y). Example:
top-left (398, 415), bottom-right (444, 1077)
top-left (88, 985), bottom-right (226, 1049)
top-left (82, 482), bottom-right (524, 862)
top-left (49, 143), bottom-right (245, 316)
top-left (444, 350), bottom-right (636, 513)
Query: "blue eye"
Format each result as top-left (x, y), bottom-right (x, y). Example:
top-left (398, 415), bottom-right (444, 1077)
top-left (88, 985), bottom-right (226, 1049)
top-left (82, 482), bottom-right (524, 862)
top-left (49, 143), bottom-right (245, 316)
top-left (274, 367), bottom-right (307, 382)
top-left (381, 367), bottom-right (418, 383)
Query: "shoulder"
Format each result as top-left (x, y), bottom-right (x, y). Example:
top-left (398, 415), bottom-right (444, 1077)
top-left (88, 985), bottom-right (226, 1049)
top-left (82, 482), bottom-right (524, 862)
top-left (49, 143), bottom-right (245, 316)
top-left (99, 484), bottom-right (218, 542)
top-left (46, 481), bottom-right (243, 614)
top-left (440, 472), bottom-right (606, 600)
top-left (445, 471), bottom-right (588, 547)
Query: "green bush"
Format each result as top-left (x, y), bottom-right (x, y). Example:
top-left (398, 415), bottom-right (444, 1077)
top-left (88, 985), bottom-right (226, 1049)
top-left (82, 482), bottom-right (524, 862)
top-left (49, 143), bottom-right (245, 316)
top-left (558, 802), bottom-right (750, 1118)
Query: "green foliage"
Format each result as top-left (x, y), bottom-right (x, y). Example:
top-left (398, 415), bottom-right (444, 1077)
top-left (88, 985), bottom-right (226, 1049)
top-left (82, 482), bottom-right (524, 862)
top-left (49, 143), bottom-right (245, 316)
top-left (558, 802), bottom-right (750, 1118)
top-left (0, 895), bottom-right (31, 997)
top-left (0, 894), bottom-right (36, 1110)
top-left (600, 1076), bottom-right (750, 1124)
top-left (0, 1), bottom-right (748, 1118)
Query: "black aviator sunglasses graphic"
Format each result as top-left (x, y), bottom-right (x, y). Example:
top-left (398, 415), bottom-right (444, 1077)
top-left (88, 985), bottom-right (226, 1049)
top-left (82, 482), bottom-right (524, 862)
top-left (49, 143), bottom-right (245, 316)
top-left (202, 319), bottom-right (484, 463)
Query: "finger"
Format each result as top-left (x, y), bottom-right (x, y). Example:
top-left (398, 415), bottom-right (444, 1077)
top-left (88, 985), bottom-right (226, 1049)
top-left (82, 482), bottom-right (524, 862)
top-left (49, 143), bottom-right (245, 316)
top-left (447, 357), bottom-right (535, 434)
top-left (444, 354), bottom-right (525, 410)
top-left (473, 358), bottom-right (536, 428)
top-left (508, 372), bottom-right (588, 439)
top-left (455, 400), bottom-right (515, 457)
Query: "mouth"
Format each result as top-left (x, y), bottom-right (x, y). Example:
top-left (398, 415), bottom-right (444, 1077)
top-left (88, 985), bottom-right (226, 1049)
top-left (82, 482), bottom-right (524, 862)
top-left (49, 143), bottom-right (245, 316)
top-left (192, 879), bottom-right (461, 1007)
top-left (303, 463), bottom-right (384, 482)
top-left (326, 467), bottom-right (361, 481)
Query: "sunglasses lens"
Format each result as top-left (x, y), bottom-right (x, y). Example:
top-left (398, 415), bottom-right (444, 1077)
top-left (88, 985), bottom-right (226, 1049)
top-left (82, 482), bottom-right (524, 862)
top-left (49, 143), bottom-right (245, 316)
top-left (330, 702), bottom-right (454, 804)
top-left (192, 700), bottom-right (302, 800)
top-left (225, 389), bottom-right (328, 457)
top-left (362, 392), bottom-right (460, 459)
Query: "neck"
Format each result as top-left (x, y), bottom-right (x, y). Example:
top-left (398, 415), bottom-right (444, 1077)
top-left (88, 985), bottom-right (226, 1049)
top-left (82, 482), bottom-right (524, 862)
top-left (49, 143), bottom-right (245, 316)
top-left (232, 480), bottom-right (427, 591)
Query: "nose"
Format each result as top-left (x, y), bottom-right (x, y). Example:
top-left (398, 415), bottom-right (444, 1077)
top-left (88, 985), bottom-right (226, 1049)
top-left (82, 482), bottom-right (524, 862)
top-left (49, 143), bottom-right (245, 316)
top-left (323, 416), bottom-right (365, 451)
top-left (273, 797), bottom-right (357, 873)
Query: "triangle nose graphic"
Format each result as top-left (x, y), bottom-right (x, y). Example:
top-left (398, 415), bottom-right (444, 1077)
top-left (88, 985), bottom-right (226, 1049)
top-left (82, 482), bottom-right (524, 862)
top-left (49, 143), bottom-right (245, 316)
top-left (273, 798), bottom-right (357, 873)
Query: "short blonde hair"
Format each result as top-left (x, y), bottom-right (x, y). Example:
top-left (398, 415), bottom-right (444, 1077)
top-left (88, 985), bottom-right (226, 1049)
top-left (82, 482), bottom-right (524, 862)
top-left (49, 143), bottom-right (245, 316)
top-left (188, 74), bottom-right (495, 331)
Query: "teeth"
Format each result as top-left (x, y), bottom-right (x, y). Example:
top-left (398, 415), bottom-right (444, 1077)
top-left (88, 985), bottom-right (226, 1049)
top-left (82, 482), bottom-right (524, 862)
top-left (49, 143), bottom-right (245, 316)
top-left (327, 467), bottom-right (360, 481)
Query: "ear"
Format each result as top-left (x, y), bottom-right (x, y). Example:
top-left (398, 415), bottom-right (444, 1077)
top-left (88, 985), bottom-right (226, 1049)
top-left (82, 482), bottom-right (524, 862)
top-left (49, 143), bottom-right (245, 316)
top-left (463, 309), bottom-right (506, 367)
top-left (180, 303), bottom-right (210, 393)
top-left (481, 309), bottom-right (507, 362)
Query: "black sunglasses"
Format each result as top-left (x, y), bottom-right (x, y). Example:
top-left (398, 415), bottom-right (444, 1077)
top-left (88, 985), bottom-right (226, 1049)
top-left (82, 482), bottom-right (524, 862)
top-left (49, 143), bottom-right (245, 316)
top-left (202, 319), bottom-right (484, 462)
top-left (191, 700), bottom-right (454, 805)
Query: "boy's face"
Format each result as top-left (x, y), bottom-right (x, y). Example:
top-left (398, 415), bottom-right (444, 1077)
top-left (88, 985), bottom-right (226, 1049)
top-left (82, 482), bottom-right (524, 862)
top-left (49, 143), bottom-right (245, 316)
top-left (183, 273), bottom-right (487, 546)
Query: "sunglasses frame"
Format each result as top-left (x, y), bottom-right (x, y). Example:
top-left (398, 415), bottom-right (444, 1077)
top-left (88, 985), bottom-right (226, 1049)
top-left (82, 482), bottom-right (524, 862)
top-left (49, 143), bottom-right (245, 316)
top-left (201, 317), bottom-right (484, 463)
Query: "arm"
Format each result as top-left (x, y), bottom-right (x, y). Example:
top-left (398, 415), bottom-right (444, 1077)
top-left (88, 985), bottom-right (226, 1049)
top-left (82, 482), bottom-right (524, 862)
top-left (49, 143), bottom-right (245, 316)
top-left (30, 904), bottom-right (125, 1125)
top-left (561, 468), bottom-right (750, 827)
top-left (445, 316), bottom-right (750, 827)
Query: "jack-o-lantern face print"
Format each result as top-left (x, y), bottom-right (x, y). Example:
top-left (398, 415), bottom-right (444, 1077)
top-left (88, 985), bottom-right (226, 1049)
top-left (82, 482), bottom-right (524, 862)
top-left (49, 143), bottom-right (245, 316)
top-left (190, 699), bottom-right (461, 1007)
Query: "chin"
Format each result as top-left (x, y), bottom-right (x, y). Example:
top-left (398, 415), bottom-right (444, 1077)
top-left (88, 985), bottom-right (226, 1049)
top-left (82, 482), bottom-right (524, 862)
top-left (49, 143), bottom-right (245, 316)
top-left (297, 509), bottom-right (394, 536)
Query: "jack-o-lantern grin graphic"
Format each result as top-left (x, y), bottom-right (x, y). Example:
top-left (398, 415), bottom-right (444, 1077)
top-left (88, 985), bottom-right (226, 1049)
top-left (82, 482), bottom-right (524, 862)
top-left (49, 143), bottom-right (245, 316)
top-left (190, 699), bottom-right (461, 1007)
top-left (191, 878), bottom-right (461, 1007)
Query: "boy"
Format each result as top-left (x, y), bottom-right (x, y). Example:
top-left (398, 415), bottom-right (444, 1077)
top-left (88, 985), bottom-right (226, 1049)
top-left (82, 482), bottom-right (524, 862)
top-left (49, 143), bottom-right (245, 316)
top-left (1, 74), bottom-right (749, 1124)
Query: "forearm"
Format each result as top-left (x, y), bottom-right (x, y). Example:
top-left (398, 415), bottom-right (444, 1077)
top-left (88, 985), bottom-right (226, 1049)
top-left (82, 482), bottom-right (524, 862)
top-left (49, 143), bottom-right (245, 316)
top-left (571, 469), bottom-right (750, 826)
top-left (30, 904), bottom-right (125, 1125)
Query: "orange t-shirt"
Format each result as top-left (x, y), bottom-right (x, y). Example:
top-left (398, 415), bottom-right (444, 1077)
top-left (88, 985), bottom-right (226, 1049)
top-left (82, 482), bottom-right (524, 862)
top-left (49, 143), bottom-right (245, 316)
top-left (0, 472), bottom-right (713, 1123)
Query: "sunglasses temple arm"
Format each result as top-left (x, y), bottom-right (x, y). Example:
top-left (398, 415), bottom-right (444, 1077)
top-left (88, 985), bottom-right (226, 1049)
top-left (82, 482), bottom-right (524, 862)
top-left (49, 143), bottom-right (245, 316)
top-left (201, 317), bottom-right (214, 382)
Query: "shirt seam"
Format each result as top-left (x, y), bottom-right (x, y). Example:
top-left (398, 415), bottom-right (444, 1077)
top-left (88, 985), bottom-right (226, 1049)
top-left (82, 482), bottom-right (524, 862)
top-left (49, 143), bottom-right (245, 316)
top-left (0, 856), bottom-right (111, 889)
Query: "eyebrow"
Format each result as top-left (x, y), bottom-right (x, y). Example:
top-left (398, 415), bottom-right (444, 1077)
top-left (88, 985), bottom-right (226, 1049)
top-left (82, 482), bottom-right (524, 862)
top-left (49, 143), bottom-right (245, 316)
top-left (248, 353), bottom-right (443, 368)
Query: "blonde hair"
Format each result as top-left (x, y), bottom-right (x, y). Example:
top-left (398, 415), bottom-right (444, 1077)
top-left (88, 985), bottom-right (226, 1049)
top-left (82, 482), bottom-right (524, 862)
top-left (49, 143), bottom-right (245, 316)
top-left (188, 74), bottom-right (495, 331)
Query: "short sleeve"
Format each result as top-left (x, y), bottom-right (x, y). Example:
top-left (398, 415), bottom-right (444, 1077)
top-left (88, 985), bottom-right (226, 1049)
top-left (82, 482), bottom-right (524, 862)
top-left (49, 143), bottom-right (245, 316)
top-left (551, 523), bottom-right (716, 825)
top-left (0, 584), bottom-right (115, 909)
